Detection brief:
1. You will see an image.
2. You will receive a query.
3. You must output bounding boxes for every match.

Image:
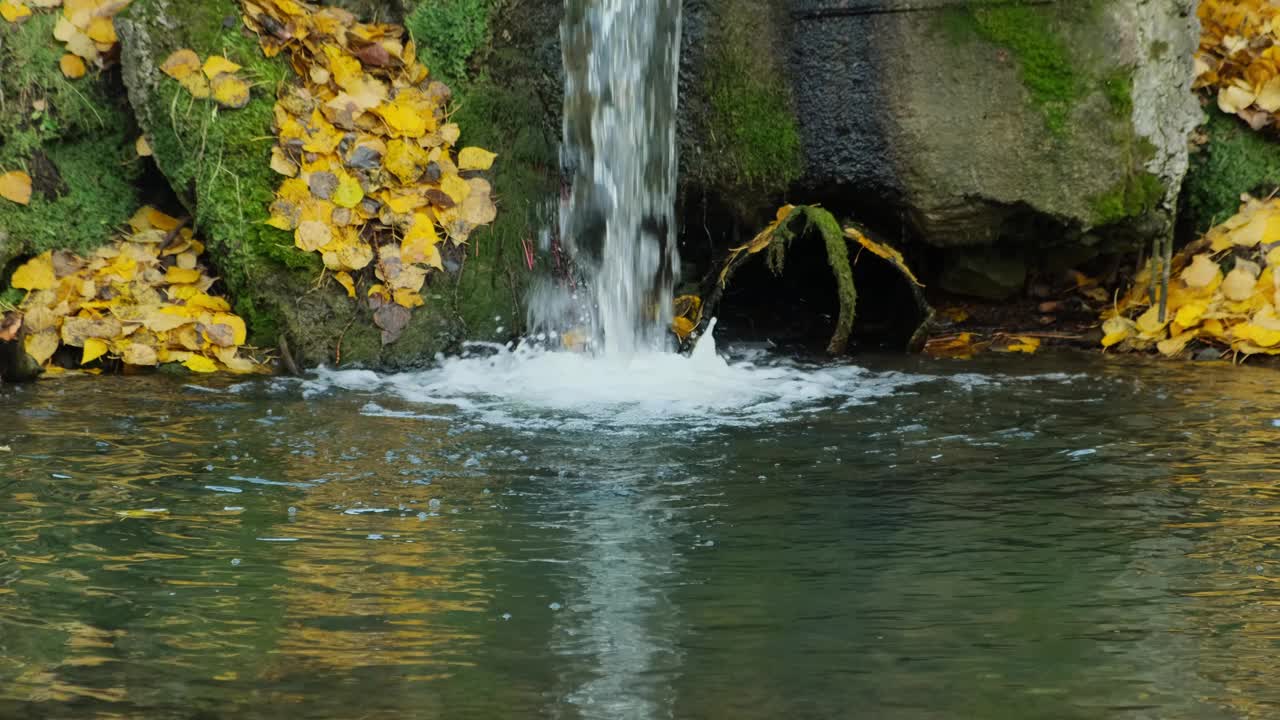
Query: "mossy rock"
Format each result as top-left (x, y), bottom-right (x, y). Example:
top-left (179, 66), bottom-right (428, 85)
top-left (0, 13), bottom-right (141, 281)
top-left (117, 0), bottom-right (542, 368)
top-left (680, 0), bottom-right (803, 222)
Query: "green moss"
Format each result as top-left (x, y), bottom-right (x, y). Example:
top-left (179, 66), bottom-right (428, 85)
top-left (968, 5), bottom-right (1080, 135)
top-left (1185, 109), bottom-right (1280, 230)
top-left (1090, 171), bottom-right (1163, 226)
top-left (0, 13), bottom-right (140, 265)
top-left (1101, 67), bottom-right (1134, 118)
top-left (405, 0), bottom-right (495, 87)
top-left (699, 0), bottom-right (802, 195)
top-left (0, 133), bottom-right (140, 255)
top-left (445, 74), bottom-right (554, 337)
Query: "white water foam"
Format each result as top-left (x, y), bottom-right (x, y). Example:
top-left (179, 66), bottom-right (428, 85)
top-left (303, 322), bottom-right (932, 430)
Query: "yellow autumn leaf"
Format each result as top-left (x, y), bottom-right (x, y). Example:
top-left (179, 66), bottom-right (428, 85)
top-left (1002, 336), bottom-right (1041, 354)
top-left (457, 147), bottom-right (497, 171)
top-left (672, 316), bottom-right (695, 340)
top-left (1174, 301), bottom-right (1208, 328)
top-left (12, 252), bottom-right (56, 290)
top-left (184, 355), bottom-right (218, 373)
top-left (135, 135), bottom-right (153, 157)
top-left (85, 15), bottom-right (115, 44)
top-left (0, 170), bottom-right (32, 205)
top-left (25, 331), bottom-right (59, 365)
top-left (164, 267), bottom-right (202, 284)
top-left (844, 226), bottom-right (923, 286)
top-left (1180, 254), bottom-right (1221, 288)
top-left (295, 220), bottom-right (331, 252)
top-left (331, 172), bottom-right (364, 208)
top-left (335, 270), bottom-right (356, 297)
top-left (60, 53), bottom-right (87, 79)
top-left (210, 73), bottom-right (251, 109)
top-left (81, 337), bottom-right (108, 365)
top-left (0, 1), bottom-right (32, 23)
top-left (1101, 316), bottom-right (1136, 348)
top-left (393, 288), bottom-right (424, 308)
top-left (160, 49), bottom-right (201, 79)
top-left (202, 55), bottom-right (242, 79)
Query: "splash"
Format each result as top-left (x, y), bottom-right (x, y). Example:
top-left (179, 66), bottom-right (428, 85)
top-left (548, 0), bottom-right (684, 354)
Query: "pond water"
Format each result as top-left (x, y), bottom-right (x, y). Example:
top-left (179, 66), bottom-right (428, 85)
top-left (3, 349), bottom-right (1280, 719)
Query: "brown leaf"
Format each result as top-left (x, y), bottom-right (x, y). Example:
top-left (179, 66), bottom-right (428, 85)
top-left (373, 303), bottom-right (410, 345)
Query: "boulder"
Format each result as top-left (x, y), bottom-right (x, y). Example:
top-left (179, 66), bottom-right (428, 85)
top-left (785, 0), bottom-right (1202, 250)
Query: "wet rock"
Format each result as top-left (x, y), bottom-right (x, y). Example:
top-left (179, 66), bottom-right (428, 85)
top-left (786, 0), bottom-right (1201, 249)
top-left (939, 248), bottom-right (1027, 300)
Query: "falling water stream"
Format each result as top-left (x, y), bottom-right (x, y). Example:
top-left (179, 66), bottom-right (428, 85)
top-left (551, 0), bottom-right (683, 354)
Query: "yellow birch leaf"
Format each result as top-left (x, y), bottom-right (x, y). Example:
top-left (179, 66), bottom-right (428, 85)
top-left (85, 15), bottom-right (115, 44)
top-left (60, 53), bottom-right (87, 79)
top-left (210, 73), bottom-right (251, 109)
top-left (269, 146), bottom-right (298, 176)
top-left (1174, 301), bottom-right (1208, 328)
top-left (457, 147), bottom-right (497, 171)
top-left (672, 316), bottom-right (695, 340)
top-left (1259, 75), bottom-right (1280, 113)
top-left (184, 355), bottom-right (218, 373)
top-left (179, 72), bottom-right (211, 99)
top-left (135, 135), bottom-right (153, 157)
top-left (81, 337), bottom-right (108, 365)
top-left (1223, 263), bottom-right (1260, 301)
top-left (401, 213), bottom-right (439, 264)
top-left (165, 267), bottom-right (202, 284)
top-left (1003, 336), bottom-right (1040, 354)
top-left (331, 172), bottom-right (364, 208)
top-left (0, 2), bottom-right (32, 23)
top-left (202, 55), bottom-right (242, 79)
top-left (0, 170), bottom-right (32, 205)
top-left (1135, 305), bottom-right (1169, 338)
top-left (65, 31), bottom-right (98, 62)
top-left (25, 331), bottom-right (59, 364)
top-left (295, 221), bottom-right (332, 252)
top-left (1157, 332), bottom-right (1193, 357)
top-left (440, 173), bottom-right (470, 204)
top-left (122, 343), bottom-right (158, 366)
top-left (1219, 84), bottom-right (1256, 114)
top-left (335, 271), bottom-right (356, 297)
top-left (1101, 316), bottom-right (1136, 348)
top-left (1180, 254), bottom-right (1221, 289)
top-left (161, 49), bottom-right (201, 79)
top-left (393, 288), bottom-right (424, 308)
top-left (12, 252), bottom-right (56, 290)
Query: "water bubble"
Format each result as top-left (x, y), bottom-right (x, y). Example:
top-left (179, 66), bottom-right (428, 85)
top-left (428, 498), bottom-right (442, 511)
top-left (417, 512), bottom-right (428, 521)
top-left (549, 602), bottom-right (562, 611)
top-left (501, 613), bottom-right (512, 621)
top-left (230, 558), bottom-right (241, 566)
top-left (482, 488), bottom-right (491, 495)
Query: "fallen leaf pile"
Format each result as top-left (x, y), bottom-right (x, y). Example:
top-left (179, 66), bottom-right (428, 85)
top-left (1195, 0), bottom-right (1280, 130)
top-left (0, 0), bottom-right (131, 79)
top-left (240, 0), bottom-right (497, 344)
top-left (9, 206), bottom-right (266, 374)
top-left (924, 332), bottom-right (1042, 359)
top-left (160, 49), bottom-right (252, 109)
top-left (1102, 195), bottom-right (1280, 359)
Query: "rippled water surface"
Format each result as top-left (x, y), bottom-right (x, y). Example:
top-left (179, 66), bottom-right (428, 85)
top-left (4, 350), bottom-right (1280, 719)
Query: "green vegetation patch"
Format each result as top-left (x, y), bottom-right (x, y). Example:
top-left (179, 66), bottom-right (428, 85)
top-left (1185, 109), bottom-right (1280, 230)
top-left (0, 13), bottom-right (140, 262)
top-left (1090, 171), bottom-right (1163, 226)
top-left (405, 0), bottom-right (494, 88)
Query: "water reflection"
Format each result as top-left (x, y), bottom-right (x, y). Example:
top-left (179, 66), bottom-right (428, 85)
top-left (4, 356), bottom-right (1280, 717)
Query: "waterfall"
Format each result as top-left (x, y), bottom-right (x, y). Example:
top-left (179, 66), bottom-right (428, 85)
top-left (554, 0), bottom-right (683, 355)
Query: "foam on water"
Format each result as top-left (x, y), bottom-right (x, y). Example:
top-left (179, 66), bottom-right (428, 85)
top-left (306, 322), bottom-right (932, 430)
